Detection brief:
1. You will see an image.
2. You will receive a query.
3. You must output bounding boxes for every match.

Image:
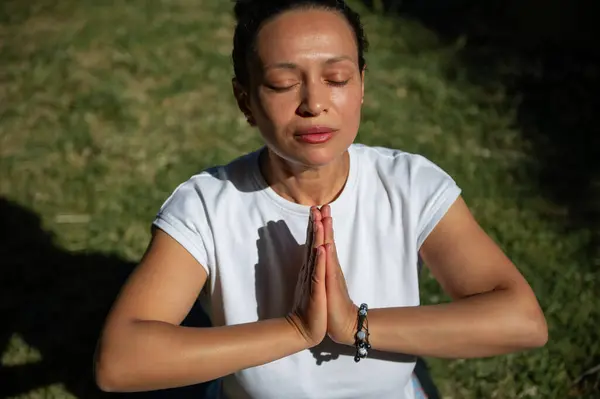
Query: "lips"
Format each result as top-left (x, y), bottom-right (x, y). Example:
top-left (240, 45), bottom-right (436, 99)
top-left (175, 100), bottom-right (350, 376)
top-left (294, 126), bottom-right (337, 144)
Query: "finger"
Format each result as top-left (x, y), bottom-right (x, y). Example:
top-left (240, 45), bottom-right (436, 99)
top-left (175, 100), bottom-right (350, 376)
top-left (306, 220), bottom-right (324, 281)
top-left (323, 217), bottom-right (334, 245)
top-left (298, 210), bottom-right (321, 304)
top-left (319, 205), bottom-right (333, 244)
top-left (306, 208), bottom-right (320, 259)
top-left (325, 243), bottom-right (336, 281)
top-left (303, 220), bottom-right (320, 282)
top-left (313, 219), bottom-right (324, 248)
top-left (311, 245), bottom-right (326, 295)
top-left (309, 221), bottom-right (323, 264)
top-left (305, 214), bottom-right (314, 258)
top-left (311, 206), bottom-right (322, 222)
top-left (294, 257), bottom-right (308, 307)
top-left (303, 207), bottom-right (320, 265)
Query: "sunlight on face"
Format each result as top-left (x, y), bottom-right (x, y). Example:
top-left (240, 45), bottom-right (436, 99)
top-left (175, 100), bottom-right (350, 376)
top-left (248, 8), bottom-right (365, 167)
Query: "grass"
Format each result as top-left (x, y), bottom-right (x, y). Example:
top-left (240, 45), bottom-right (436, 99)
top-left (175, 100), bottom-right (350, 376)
top-left (1, 0), bottom-right (598, 398)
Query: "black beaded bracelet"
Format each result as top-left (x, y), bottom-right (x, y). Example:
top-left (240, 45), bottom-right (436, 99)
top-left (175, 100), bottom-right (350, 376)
top-left (354, 303), bottom-right (371, 363)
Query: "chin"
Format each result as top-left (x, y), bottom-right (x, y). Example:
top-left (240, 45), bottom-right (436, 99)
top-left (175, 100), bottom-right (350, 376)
top-left (294, 144), bottom-right (348, 167)
top-left (265, 135), bottom-right (354, 168)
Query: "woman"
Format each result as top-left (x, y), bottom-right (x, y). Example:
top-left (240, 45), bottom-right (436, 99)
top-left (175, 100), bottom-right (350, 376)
top-left (94, 1), bottom-right (548, 398)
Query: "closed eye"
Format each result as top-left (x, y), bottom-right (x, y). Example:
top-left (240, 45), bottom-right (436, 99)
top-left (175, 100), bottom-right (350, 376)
top-left (327, 79), bottom-right (350, 87)
top-left (265, 83), bottom-right (298, 92)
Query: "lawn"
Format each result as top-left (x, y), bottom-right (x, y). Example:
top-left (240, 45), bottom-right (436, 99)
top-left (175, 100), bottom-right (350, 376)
top-left (1, 0), bottom-right (598, 398)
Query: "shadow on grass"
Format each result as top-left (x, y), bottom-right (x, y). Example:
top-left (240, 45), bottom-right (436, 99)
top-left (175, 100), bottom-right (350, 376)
top-left (0, 198), bottom-right (218, 398)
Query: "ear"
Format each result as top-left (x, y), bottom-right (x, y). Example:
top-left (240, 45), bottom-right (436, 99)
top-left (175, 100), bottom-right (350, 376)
top-left (360, 66), bottom-right (366, 104)
top-left (232, 78), bottom-right (256, 126)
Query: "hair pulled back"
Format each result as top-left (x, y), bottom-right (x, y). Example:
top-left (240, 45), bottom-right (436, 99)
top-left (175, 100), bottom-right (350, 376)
top-left (232, 0), bottom-right (368, 89)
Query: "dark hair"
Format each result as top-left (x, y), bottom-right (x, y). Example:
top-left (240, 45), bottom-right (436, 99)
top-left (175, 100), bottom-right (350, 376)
top-left (232, 0), bottom-right (368, 89)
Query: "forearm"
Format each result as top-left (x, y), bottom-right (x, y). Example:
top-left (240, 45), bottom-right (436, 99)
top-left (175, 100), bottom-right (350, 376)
top-left (354, 289), bottom-right (547, 359)
top-left (95, 317), bottom-right (307, 392)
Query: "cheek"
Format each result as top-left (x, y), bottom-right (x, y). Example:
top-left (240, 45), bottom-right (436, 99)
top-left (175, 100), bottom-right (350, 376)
top-left (254, 93), bottom-right (297, 126)
top-left (333, 88), bottom-right (362, 119)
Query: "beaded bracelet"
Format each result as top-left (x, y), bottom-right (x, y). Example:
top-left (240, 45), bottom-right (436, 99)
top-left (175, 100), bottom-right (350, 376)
top-left (354, 303), bottom-right (371, 363)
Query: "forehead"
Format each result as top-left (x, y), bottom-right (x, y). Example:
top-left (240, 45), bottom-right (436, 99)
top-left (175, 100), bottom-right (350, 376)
top-left (255, 8), bottom-right (358, 65)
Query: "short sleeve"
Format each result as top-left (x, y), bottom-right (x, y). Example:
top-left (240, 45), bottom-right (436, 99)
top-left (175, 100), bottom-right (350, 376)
top-left (152, 179), bottom-right (212, 276)
top-left (410, 155), bottom-right (462, 250)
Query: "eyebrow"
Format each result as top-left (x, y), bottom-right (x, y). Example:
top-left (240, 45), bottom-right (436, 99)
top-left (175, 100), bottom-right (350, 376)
top-left (265, 56), bottom-right (355, 70)
top-left (324, 55), bottom-right (355, 65)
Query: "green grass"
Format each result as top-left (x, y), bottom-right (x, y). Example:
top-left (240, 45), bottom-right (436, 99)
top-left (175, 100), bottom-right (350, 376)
top-left (1, 0), bottom-right (598, 398)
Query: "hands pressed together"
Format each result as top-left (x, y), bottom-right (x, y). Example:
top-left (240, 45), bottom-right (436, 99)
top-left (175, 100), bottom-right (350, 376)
top-left (287, 205), bottom-right (359, 348)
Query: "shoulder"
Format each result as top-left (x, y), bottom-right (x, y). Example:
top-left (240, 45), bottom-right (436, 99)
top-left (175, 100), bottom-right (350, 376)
top-left (351, 143), bottom-right (456, 189)
top-left (351, 143), bottom-right (462, 247)
top-left (154, 149), bottom-right (263, 232)
top-left (151, 149), bottom-right (262, 269)
top-left (158, 149), bottom-right (261, 209)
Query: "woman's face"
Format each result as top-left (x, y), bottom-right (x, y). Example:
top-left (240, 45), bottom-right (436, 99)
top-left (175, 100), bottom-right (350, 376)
top-left (236, 8), bottom-right (364, 168)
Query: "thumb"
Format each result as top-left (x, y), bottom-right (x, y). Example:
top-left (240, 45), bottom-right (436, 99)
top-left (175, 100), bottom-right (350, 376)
top-left (325, 243), bottom-right (340, 286)
top-left (325, 243), bottom-right (351, 296)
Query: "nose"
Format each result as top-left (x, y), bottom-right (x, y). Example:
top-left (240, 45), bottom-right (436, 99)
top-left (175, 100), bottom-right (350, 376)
top-left (297, 80), bottom-right (328, 117)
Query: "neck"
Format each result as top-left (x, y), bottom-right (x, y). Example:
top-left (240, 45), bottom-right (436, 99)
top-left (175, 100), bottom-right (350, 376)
top-left (259, 148), bottom-right (350, 206)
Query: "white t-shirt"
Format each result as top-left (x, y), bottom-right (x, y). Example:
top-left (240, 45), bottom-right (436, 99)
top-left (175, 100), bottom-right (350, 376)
top-left (153, 143), bottom-right (461, 399)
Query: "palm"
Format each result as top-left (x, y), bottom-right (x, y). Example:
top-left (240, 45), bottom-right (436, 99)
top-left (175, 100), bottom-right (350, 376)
top-left (289, 207), bottom-right (328, 347)
top-left (320, 205), bottom-right (358, 345)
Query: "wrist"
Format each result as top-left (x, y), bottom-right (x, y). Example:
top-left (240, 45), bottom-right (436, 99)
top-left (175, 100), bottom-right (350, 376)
top-left (330, 303), bottom-right (359, 347)
top-left (282, 315), bottom-right (316, 350)
top-left (353, 303), bottom-right (372, 362)
top-left (345, 304), bottom-right (360, 346)
top-left (340, 327), bottom-right (357, 347)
